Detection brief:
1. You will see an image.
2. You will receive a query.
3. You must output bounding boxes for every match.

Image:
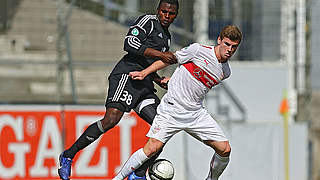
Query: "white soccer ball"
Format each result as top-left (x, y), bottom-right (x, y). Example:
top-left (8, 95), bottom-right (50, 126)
top-left (148, 159), bottom-right (174, 180)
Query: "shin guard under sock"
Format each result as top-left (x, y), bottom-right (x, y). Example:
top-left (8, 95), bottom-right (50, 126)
top-left (113, 148), bottom-right (149, 180)
top-left (63, 121), bottom-right (104, 159)
top-left (206, 153), bottom-right (229, 180)
top-left (133, 148), bottom-right (162, 177)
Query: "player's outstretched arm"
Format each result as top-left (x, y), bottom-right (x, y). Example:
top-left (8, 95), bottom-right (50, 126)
top-left (144, 48), bottom-right (177, 64)
top-left (130, 60), bottom-right (170, 80)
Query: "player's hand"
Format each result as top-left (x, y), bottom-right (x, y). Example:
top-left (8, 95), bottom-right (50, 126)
top-left (154, 76), bottom-right (170, 90)
top-left (129, 71), bottom-right (146, 80)
top-left (161, 52), bottom-right (177, 64)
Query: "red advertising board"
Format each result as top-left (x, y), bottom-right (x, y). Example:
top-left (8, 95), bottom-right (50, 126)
top-left (0, 105), bottom-right (149, 179)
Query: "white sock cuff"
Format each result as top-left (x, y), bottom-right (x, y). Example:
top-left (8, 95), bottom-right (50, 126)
top-left (214, 153), bottom-right (229, 162)
top-left (136, 148), bottom-right (149, 162)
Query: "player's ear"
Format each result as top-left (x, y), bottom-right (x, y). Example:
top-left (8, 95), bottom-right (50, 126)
top-left (217, 37), bottom-right (221, 45)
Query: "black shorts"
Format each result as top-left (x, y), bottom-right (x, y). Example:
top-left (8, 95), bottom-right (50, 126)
top-left (105, 73), bottom-right (159, 113)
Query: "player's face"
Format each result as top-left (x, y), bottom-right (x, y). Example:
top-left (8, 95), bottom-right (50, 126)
top-left (217, 37), bottom-right (240, 63)
top-left (157, 3), bottom-right (178, 28)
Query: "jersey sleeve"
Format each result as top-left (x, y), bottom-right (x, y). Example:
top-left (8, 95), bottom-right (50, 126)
top-left (123, 15), bottom-right (155, 56)
top-left (175, 43), bottom-right (200, 64)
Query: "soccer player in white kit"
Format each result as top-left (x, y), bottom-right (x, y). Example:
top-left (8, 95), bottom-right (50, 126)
top-left (113, 25), bottom-right (242, 180)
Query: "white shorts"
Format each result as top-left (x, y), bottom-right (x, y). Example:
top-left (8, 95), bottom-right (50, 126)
top-left (146, 100), bottom-right (228, 143)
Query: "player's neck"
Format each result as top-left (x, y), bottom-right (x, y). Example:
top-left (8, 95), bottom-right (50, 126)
top-left (214, 46), bottom-right (222, 63)
top-left (214, 46), bottom-right (228, 63)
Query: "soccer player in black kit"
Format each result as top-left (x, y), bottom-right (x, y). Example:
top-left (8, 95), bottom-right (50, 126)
top-left (58, 0), bottom-right (179, 180)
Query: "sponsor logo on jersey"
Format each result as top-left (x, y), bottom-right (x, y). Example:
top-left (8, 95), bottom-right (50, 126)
top-left (158, 33), bottom-right (163, 38)
top-left (193, 68), bottom-right (204, 78)
top-left (131, 28), bottom-right (139, 36)
top-left (183, 62), bottom-right (219, 89)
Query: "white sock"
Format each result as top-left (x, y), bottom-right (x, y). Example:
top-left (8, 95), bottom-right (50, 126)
top-left (206, 153), bottom-right (229, 180)
top-left (113, 148), bottom-right (149, 180)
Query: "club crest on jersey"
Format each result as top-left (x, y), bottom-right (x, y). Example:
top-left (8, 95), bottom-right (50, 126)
top-left (158, 33), bottom-right (163, 38)
top-left (131, 28), bottom-right (139, 36)
top-left (152, 125), bottom-right (161, 134)
top-left (193, 68), bottom-right (204, 78)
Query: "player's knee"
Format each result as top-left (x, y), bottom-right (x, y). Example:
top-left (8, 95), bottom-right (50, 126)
top-left (219, 142), bottom-right (231, 157)
top-left (143, 138), bottom-right (163, 157)
top-left (100, 108), bottom-right (123, 131)
top-left (207, 140), bottom-right (231, 157)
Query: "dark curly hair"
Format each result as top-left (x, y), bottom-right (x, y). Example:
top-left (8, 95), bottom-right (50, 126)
top-left (158, 0), bottom-right (179, 11)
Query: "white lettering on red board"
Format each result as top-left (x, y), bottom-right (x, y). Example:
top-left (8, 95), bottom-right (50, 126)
top-left (75, 115), bottom-right (108, 176)
top-left (29, 116), bottom-right (62, 177)
top-left (0, 112), bottom-right (139, 178)
top-left (0, 115), bottom-right (30, 178)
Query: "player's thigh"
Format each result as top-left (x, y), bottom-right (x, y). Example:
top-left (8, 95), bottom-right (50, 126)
top-left (134, 93), bottom-right (160, 125)
top-left (186, 131), bottom-right (230, 154)
top-left (105, 73), bottom-right (148, 112)
top-left (204, 140), bottom-right (231, 156)
top-left (186, 110), bottom-right (230, 155)
top-left (187, 110), bottom-right (228, 142)
top-left (146, 113), bottom-right (181, 145)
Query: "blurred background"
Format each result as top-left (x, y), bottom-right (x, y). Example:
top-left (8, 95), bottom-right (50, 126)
top-left (0, 0), bottom-right (319, 179)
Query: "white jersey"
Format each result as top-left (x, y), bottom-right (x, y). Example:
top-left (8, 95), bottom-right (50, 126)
top-left (147, 43), bottom-right (230, 142)
top-left (162, 43), bottom-right (231, 113)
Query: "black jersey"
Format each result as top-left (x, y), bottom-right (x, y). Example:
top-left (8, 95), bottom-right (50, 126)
top-left (110, 14), bottom-right (172, 75)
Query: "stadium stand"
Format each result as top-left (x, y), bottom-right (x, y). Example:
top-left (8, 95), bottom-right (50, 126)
top-left (0, 0), bottom-right (128, 104)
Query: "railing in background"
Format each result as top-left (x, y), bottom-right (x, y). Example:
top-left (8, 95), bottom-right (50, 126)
top-left (205, 82), bottom-right (247, 123)
top-left (0, 0), bottom-right (21, 31)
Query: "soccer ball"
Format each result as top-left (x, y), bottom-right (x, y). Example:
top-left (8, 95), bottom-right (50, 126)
top-left (148, 159), bottom-right (174, 180)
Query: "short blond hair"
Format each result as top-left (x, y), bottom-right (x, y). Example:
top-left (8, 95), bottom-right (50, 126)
top-left (219, 25), bottom-right (242, 43)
